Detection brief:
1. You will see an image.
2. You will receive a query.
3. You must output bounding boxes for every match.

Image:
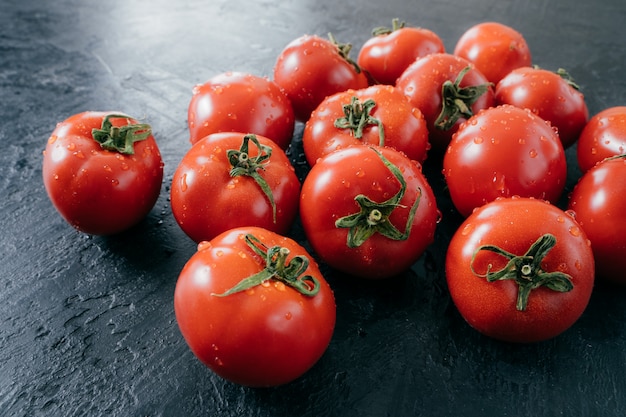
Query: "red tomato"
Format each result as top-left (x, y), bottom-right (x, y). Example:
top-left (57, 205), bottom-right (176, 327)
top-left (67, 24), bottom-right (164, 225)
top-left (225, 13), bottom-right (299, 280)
top-left (446, 197), bottom-right (594, 343)
top-left (568, 156), bottom-right (626, 284)
top-left (42, 111), bottom-right (164, 235)
top-left (174, 226), bottom-right (336, 387)
top-left (396, 53), bottom-right (494, 153)
top-left (170, 132), bottom-right (300, 243)
top-left (302, 84), bottom-right (430, 166)
top-left (187, 72), bottom-right (295, 149)
top-left (357, 19), bottom-right (445, 86)
top-left (443, 105), bottom-right (567, 217)
top-left (453, 21), bottom-right (532, 84)
top-left (496, 66), bottom-right (588, 149)
top-left (300, 145), bottom-right (438, 279)
top-left (576, 106), bottom-right (626, 172)
top-left (273, 34), bottom-right (369, 122)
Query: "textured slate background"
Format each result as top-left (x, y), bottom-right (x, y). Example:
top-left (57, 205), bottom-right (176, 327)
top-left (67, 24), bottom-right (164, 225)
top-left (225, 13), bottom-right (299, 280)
top-left (2, 0), bottom-right (626, 416)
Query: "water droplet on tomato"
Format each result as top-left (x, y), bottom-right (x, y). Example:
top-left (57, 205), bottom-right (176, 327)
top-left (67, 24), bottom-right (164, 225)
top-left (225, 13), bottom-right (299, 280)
top-left (67, 142), bottom-right (76, 151)
top-left (461, 223), bottom-right (473, 236)
top-left (436, 210), bottom-right (443, 224)
top-left (574, 260), bottom-right (582, 271)
top-left (274, 282), bottom-right (287, 292)
top-left (48, 135), bottom-right (58, 144)
top-left (355, 168), bottom-right (365, 178)
top-left (565, 209), bottom-right (576, 219)
top-left (214, 357), bottom-right (224, 366)
top-left (215, 250), bottom-right (224, 257)
top-left (261, 281), bottom-right (271, 288)
top-left (180, 173), bottom-right (188, 192)
top-left (285, 312), bottom-right (292, 320)
top-left (568, 225), bottom-right (581, 237)
top-left (197, 241), bottom-right (211, 251)
top-left (211, 344), bottom-right (219, 351)
top-left (73, 151), bottom-right (85, 159)
top-left (529, 149), bottom-right (538, 158)
top-left (473, 137), bottom-right (484, 144)
top-left (111, 179), bottom-right (119, 186)
top-left (556, 215), bottom-right (565, 223)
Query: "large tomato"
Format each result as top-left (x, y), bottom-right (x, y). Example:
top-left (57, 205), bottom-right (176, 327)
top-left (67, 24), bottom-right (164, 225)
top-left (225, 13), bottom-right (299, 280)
top-left (42, 111), bottom-right (164, 235)
top-left (273, 34), bottom-right (369, 122)
top-left (174, 226), bottom-right (336, 387)
top-left (357, 18), bottom-right (445, 86)
top-left (395, 53), bottom-right (494, 153)
top-left (568, 156), bottom-right (626, 284)
top-left (443, 105), bottom-right (567, 217)
top-left (187, 72), bottom-right (295, 149)
top-left (446, 197), bottom-right (595, 343)
top-left (576, 106), bottom-right (626, 172)
top-left (453, 21), bottom-right (532, 84)
top-left (495, 66), bottom-right (588, 149)
top-left (300, 145), bottom-right (439, 279)
top-left (170, 132), bottom-right (300, 243)
top-left (302, 84), bottom-right (430, 166)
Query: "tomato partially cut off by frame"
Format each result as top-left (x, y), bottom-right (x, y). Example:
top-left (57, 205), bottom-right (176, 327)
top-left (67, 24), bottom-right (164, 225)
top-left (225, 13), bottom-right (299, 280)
top-left (446, 197), bottom-right (594, 343)
top-left (174, 226), bottom-right (336, 387)
top-left (576, 106), bottom-right (626, 173)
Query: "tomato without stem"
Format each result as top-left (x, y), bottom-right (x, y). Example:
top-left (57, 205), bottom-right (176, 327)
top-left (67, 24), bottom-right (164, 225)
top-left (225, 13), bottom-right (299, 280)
top-left (302, 84), bottom-right (430, 166)
top-left (174, 226), bottom-right (336, 387)
top-left (187, 72), bottom-right (295, 149)
top-left (396, 53), bottom-right (494, 153)
top-left (576, 106), bottom-right (626, 172)
top-left (443, 105), bottom-right (567, 217)
top-left (357, 18), bottom-right (445, 86)
top-left (446, 197), bottom-right (594, 343)
top-left (273, 34), bottom-right (369, 122)
top-left (568, 156), bottom-right (626, 284)
top-left (42, 111), bottom-right (164, 235)
top-left (496, 66), bottom-right (588, 149)
top-left (300, 145), bottom-right (438, 279)
top-left (454, 21), bottom-right (531, 85)
top-left (170, 132), bottom-right (300, 243)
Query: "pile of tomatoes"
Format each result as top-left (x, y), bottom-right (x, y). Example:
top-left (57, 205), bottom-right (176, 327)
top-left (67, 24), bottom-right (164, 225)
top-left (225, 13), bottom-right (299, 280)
top-left (42, 20), bottom-right (626, 387)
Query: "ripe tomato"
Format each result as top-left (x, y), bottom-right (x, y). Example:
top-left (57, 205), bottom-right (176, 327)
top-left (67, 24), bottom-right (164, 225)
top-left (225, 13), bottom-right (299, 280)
top-left (300, 145), bottom-right (438, 279)
top-left (396, 53), bottom-right (494, 153)
top-left (187, 72), bottom-right (295, 149)
top-left (453, 21), bottom-right (532, 84)
top-left (576, 106), bottom-right (626, 172)
top-left (357, 18), bottom-right (445, 86)
top-left (443, 105), bottom-right (567, 217)
top-left (170, 132), bottom-right (300, 243)
top-left (446, 197), bottom-right (595, 343)
top-left (302, 84), bottom-right (430, 166)
top-left (568, 156), bottom-right (626, 284)
top-left (273, 34), bottom-right (369, 122)
top-left (174, 226), bottom-right (336, 387)
top-left (42, 111), bottom-right (164, 235)
top-left (495, 66), bottom-right (589, 149)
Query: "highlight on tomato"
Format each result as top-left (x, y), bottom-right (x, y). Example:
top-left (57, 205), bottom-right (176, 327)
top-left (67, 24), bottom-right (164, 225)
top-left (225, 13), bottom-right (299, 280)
top-left (443, 104), bottom-right (567, 217)
top-left (174, 226), bottom-right (336, 387)
top-left (300, 145), bottom-right (439, 279)
top-left (170, 132), bottom-right (300, 243)
top-left (445, 197), bottom-right (595, 343)
top-left (576, 106), bottom-right (626, 173)
top-left (42, 111), bottom-right (164, 235)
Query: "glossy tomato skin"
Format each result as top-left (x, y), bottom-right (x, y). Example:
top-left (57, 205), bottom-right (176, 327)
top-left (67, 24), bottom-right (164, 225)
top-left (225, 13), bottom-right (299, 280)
top-left (496, 66), bottom-right (589, 149)
top-left (187, 72), bottom-right (295, 149)
top-left (568, 157), bottom-right (626, 284)
top-left (302, 84), bottom-right (430, 166)
top-left (300, 146), bottom-right (439, 279)
top-left (396, 53), bottom-right (495, 153)
top-left (446, 197), bottom-right (594, 343)
top-left (357, 24), bottom-right (445, 86)
top-left (454, 21), bottom-right (531, 85)
top-left (170, 132), bottom-right (300, 243)
top-left (576, 106), bottom-right (626, 172)
top-left (42, 111), bottom-right (164, 235)
top-left (174, 226), bottom-right (336, 387)
top-left (443, 105), bottom-right (567, 217)
top-left (273, 34), bottom-right (369, 122)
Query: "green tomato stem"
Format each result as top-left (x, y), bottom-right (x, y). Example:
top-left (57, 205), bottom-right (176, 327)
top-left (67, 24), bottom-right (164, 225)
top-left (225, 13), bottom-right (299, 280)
top-left (91, 113), bottom-right (152, 154)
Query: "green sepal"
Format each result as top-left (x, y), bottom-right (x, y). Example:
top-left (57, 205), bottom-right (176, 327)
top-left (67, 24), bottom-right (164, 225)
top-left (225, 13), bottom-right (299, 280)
top-left (91, 113), bottom-right (152, 155)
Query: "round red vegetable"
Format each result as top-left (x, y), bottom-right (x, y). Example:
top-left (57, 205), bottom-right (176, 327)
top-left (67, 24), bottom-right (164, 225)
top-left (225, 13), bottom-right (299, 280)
top-left (42, 111), bottom-right (164, 235)
top-left (174, 226), bottom-right (336, 387)
top-left (576, 106), bottom-right (626, 172)
top-left (446, 197), bottom-right (595, 343)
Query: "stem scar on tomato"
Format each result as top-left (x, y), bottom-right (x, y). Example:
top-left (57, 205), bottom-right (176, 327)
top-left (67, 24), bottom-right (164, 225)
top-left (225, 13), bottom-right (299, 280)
top-left (335, 147), bottom-right (422, 248)
top-left (91, 113), bottom-right (152, 154)
top-left (470, 233), bottom-right (574, 311)
top-left (212, 234), bottom-right (320, 297)
top-left (334, 96), bottom-right (385, 146)
top-left (227, 134), bottom-right (277, 223)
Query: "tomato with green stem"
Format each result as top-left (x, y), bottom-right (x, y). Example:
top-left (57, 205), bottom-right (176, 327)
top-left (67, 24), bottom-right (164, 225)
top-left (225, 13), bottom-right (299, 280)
top-left (170, 132), bottom-right (300, 243)
top-left (42, 111), bottom-right (164, 235)
top-left (174, 226), bottom-right (336, 387)
top-left (576, 106), bottom-right (626, 172)
top-left (446, 197), bottom-right (595, 343)
top-left (300, 145), bottom-right (438, 279)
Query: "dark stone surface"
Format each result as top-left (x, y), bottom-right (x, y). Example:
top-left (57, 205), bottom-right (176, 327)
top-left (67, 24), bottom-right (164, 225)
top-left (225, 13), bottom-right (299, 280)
top-left (2, 0), bottom-right (626, 416)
